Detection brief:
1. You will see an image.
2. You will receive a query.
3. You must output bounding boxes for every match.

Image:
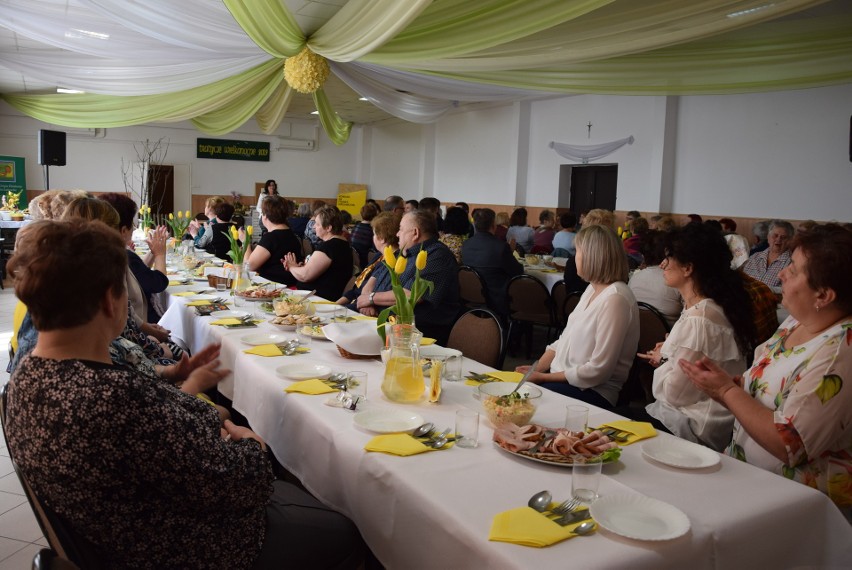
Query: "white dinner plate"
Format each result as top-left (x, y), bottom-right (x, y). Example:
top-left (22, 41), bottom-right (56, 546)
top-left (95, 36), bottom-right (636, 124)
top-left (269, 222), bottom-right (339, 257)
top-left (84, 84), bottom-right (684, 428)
top-left (312, 304), bottom-right (339, 313)
top-left (642, 438), bottom-right (721, 469)
top-left (289, 290), bottom-right (314, 297)
top-left (185, 284), bottom-right (213, 293)
top-left (189, 294), bottom-right (217, 301)
top-left (353, 409), bottom-right (424, 434)
top-left (590, 494), bottom-right (690, 541)
top-left (275, 363), bottom-right (332, 381)
top-left (241, 333), bottom-right (290, 346)
top-left (420, 345), bottom-right (462, 358)
top-left (210, 310), bottom-right (250, 319)
top-left (300, 325), bottom-right (329, 340)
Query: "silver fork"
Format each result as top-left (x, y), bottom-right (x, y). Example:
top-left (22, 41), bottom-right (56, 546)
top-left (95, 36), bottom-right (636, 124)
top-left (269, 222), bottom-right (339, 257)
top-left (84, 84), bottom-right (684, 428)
top-left (550, 498), bottom-right (580, 515)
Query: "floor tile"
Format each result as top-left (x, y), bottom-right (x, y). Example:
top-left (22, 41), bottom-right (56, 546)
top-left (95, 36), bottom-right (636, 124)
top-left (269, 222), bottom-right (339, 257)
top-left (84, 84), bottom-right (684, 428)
top-left (0, 475), bottom-right (23, 497)
top-left (0, 492), bottom-right (26, 518)
top-left (0, 458), bottom-right (12, 480)
top-left (0, 536), bottom-right (29, 564)
top-left (0, 542), bottom-right (40, 569)
top-left (0, 502), bottom-right (44, 542)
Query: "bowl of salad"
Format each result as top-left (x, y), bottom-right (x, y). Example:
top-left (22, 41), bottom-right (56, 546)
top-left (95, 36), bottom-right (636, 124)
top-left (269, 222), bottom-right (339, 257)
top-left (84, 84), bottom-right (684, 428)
top-left (478, 382), bottom-right (542, 427)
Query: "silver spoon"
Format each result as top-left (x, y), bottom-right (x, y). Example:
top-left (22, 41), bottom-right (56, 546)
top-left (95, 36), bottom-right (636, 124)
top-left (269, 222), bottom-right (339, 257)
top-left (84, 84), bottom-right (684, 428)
top-left (427, 435), bottom-right (450, 449)
top-left (572, 521), bottom-right (596, 535)
top-left (411, 422), bottom-right (434, 438)
top-left (528, 490), bottom-right (552, 513)
top-left (510, 359), bottom-right (538, 396)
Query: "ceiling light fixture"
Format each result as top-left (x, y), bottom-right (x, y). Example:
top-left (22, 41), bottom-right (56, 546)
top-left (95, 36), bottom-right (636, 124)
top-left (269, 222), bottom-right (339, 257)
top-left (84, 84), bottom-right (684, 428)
top-left (57, 88), bottom-right (85, 94)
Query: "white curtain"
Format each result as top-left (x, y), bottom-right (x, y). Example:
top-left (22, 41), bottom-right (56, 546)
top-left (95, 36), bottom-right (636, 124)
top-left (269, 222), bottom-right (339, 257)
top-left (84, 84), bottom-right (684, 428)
top-left (549, 136), bottom-right (635, 163)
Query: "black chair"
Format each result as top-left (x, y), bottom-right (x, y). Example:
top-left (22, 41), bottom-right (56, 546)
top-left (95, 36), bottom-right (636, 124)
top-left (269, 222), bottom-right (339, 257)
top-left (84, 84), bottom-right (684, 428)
top-left (446, 308), bottom-right (505, 369)
top-left (617, 302), bottom-right (672, 406)
top-left (550, 280), bottom-right (583, 328)
top-left (505, 274), bottom-right (557, 359)
top-left (457, 265), bottom-right (490, 310)
top-left (32, 548), bottom-right (80, 570)
top-left (0, 385), bottom-right (105, 569)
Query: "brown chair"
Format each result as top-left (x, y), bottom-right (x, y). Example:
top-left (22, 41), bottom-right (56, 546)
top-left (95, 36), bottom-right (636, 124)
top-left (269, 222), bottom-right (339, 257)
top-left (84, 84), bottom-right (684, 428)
top-left (550, 280), bottom-right (583, 328)
top-left (301, 237), bottom-right (313, 257)
top-left (0, 385), bottom-right (105, 569)
top-left (351, 247), bottom-right (360, 275)
top-left (458, 265), bottom-right (489, 310)
top-left (617, 302), bottom-right (672, 406)
top-left (505, 275), bottom-right (556, 359)
top-left (446, 309), bottom-right (504, 369)
top-left (32, 549), bottom-right (80, 570)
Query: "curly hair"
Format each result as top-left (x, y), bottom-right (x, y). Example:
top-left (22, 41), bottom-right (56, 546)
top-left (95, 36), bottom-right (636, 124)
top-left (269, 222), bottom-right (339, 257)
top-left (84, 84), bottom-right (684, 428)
top-left (664, 224), bottom-right (756, 354)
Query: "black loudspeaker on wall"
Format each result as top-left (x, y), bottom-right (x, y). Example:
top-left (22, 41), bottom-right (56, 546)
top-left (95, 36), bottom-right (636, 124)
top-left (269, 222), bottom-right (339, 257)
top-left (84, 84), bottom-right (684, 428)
top-left (38, 129), bottom-right (66, 166)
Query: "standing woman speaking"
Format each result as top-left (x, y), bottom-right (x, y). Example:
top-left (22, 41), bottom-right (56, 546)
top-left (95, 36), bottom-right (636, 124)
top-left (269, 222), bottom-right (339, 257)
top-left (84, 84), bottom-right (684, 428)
top-left (256, 179), bottom-right (278, 236)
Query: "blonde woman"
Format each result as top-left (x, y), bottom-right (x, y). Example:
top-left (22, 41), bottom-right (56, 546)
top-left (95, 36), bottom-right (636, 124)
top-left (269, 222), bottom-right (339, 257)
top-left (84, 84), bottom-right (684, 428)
top-left (517, 225), bottom-right (639, 409)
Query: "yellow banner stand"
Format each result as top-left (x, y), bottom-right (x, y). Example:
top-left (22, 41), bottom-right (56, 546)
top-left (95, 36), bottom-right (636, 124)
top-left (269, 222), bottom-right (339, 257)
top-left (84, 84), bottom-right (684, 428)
top-left (337, 184), bottom-right (367, 220)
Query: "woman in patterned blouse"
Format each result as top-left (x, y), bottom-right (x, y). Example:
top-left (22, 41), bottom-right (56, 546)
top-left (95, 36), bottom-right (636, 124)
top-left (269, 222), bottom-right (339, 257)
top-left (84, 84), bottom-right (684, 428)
top-left (681, 224), bottom-right (852, 521)
top-left (5, 220), bottom-right (363, 568)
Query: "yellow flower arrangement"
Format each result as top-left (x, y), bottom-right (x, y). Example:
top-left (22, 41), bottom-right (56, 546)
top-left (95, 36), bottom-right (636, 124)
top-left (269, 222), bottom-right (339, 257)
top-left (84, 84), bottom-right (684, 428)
top-left (1, 190), bottom-right (22, 211)
top-left (376, 246), bottom-right (433, 342)
top-left (223, 224), bottom-right (252, 264)
top-left (165, 210), bottom-right (192, 238)
top-left (284, 47), bottom-right (330, 94)
top-left (138, 204), bottom-right (152, 231)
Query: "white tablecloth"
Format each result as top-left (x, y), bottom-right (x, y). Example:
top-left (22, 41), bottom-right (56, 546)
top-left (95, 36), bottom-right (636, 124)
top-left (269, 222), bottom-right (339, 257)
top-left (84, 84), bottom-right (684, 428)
top-left (525, 266), bottom-right (562, 293)
top-left (159, 291), bottom-right (852, 569)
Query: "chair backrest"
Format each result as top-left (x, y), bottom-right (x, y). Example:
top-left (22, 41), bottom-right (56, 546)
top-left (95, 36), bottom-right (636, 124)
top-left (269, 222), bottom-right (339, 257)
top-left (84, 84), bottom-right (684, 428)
top-left (351, 247), bottom-right (360, 275)
top-left (618, 302), bottom-right (672, 406)
top-left (344, 274), bottom-right (358, 295)
top-left (563, 290), bottom-right (583, 322)
top-left (457, 265), bottom-right (489, 308)
top-left (636, 301), bottom-right (671, 352)
top-left (550, 280), bottom-right (567, 325)
top-left (32, 548), bottom-right (80, 570)
top-left (506, 274), bottom-right (554, 324)
top-left (301, 237), bottom-right (313, 257)
top-left (446, 309), bottom-right (504, 369)
top-left (0, 385), bottom-right (104, 569)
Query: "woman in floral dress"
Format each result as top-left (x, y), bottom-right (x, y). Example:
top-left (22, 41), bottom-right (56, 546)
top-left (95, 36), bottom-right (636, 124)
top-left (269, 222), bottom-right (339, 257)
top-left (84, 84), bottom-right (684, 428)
top-left (681, 223), bottom-right (852, 521)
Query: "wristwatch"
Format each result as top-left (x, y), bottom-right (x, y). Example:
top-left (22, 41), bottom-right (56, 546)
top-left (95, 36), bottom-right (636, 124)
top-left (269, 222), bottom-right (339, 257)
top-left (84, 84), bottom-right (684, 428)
top-left (368, 291), bottom-right (376, 306)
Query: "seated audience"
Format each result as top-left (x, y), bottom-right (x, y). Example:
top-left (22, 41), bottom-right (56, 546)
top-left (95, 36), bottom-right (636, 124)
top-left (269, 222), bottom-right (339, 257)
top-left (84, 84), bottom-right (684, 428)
top-left (454, 201), bottom-right (475, 237)
top-left (726, 233), bottom-right (779, 348)
top-left (350, 202), bottom-right (378, 269)
top-left (361, 210), bottom-right (460, 345)
top-left (418, 197), bottom-right (444, 232)
top-left (624, 210), bottom-right (641, 233)
top-left (404, 199), bottom-right (419, 213)
top-left (628, 230), bottom-right (682, 327)
top-left (742, 219), bottom-right (794, 288)
top-left (494, 211), bottom-right (510, 241)
top-left (686, 213), bottom-right (703, 225)
top-left (203, 201), bottom-right (238, 261)
top-left (681, 224), bottom-right (852, 521)
top-left (440, 206), bottom-right (469, 263)
top-left (5, 219), bottom-right (364, 568)
top-left (506, 207), bottom-right (534, 254)
top-left (383, 195), bottom-right (405, 214)
top-left (101, 192), bottom-right (169, 323)
top-left (241, 195), bottom-right (301, 285)
top-left (531, 209), bottom-right (556, 254)
top-left (188, 196), bottom-right (226, 249)
top-left (639, 224), bottom-right (754, 450)
top-left (303, 199), bottom-right (328, 249)
top-left (517, 225), bottom-right (639, 409)
top-left (750, 220), bottom-right (770, 255)
top-left (287, 201), bottom-right (312, 239)
top-left (623, 216), bottom-right (648, 266)
top-left (284, 206), bottom-right (353, 300)
top-left (551, 211), bottom-right (577, 257)
top-left (719, 217), bottom-right (737, 234)
top-left (342, 212), bottom-right (401, 310)
top-left (461, 208), bottom-right (523, 316)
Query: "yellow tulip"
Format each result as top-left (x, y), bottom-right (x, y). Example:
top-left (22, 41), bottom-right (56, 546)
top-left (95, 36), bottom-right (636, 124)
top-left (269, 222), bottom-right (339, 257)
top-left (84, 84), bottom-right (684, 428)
top-left (176, 211), bottom-right (183, 219)
top-left (416, 250), bottom-right (427, 271)
top-left (246, 225), bottom-right (253, 237)
top-left (394, 255), bottom-right (407, 275)
top-left (383, 246), bottom-right (396, 267)
top-left (185, 210), bottom-right (191, 219)
top-left (168, 213), bottom-right (174, 220)
top-left (230, 226), bottom-right (238, 239)
top-left (138, 207), bottom-right (145, 215)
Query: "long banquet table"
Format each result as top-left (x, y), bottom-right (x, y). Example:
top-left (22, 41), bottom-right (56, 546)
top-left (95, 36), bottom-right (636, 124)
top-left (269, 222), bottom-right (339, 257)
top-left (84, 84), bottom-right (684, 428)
top-left (159, 286), bottom-right (852, 569)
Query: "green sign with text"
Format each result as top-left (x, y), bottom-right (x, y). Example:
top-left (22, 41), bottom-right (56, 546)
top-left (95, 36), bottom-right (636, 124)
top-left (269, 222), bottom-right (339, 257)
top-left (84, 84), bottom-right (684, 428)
top-left (196, 138), bottom-right (270, 162)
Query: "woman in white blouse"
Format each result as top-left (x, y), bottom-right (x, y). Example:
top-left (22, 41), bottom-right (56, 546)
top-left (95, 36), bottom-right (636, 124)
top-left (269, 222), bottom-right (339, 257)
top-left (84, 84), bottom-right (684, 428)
top-left (516, 225), bottom-right (639, 409)
top-left (640, 224), bottom-right (756, 450)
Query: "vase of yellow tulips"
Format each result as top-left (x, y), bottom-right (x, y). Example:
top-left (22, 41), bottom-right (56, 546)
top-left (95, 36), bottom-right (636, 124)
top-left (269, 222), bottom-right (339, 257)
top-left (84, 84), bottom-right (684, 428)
top-left (138, 204), bottom-right (153, 236)
top-left (377, 246), bottom-right (434, 403)
top-left (165, 210), bottom-right (192, 239)
top-left (223, 225), bottom-right (252, 291)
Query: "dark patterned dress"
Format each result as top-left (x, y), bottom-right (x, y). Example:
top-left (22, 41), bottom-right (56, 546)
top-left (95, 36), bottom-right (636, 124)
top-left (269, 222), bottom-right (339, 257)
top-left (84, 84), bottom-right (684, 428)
top-left (7, 356), bottom-right (274, 569)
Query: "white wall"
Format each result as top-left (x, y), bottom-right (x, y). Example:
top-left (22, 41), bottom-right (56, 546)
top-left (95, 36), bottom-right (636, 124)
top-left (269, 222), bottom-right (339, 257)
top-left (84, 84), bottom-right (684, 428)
top-left (672, 83), bottom-right (852, 220)
top-left (0, 102), bottom-right (359, 207)
top-left (368, 121), bottom-right (424, 199)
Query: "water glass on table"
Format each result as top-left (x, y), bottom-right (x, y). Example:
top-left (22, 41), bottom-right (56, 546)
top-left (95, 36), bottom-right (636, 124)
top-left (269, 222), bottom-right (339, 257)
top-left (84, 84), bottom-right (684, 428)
top-left (454, 409), bottom-right (480, 448)
top-left (442, 354), bottom-right (463, 382)
top-left (565, 405), bottom-right (589, 433)
top-left (295, 327), bottom-right (313, 352)
top-left (571, 456), bottom-right (602, 504)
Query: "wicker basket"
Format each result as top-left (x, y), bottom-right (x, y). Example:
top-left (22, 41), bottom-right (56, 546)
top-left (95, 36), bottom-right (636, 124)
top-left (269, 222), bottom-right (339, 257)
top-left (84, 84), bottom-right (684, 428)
top-left (336, 345), bottom-right (377, 360)
top-left (207, 275), bottom-right (232, 288)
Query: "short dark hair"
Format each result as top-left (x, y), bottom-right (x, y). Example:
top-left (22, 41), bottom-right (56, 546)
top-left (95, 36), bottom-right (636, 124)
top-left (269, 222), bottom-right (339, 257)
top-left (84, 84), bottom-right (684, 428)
top-left (443, 207), bottom-right (469, 236)
top-left (99, 192), bottom-right (137, 231)
top-left (639, 229), bottom-right (666, 265)
top-left (627, 210), bottom-right (641, 219)
top-left (11, 220), bottom-right (127, 331)
top-left (315, 206), bottom-right (343, 234)
top-left (719, 218), bottom-right (737, 232)
top-left (631, 217), bottom-right (649, 235)
top-left (408, 210), bottom-right (437, 238)
top-left (261, 195), bottom-right (290, 224)
top-left (790, 223), bottom-right (852, 314)
top-left (455, 202), bottom-right (470, 214)
top-left (473, 208), bottom-right (496, 233)
top-left (418, 197), bottom-right (441, 213)
top-left (371, 212), bottom-right (401, 247)
top-left (559, 211), bottom-right (577, 229)
top-left (214, 202), bottom-right (235, 222)
top-left (360, 202), bottom-right (379, 222)
top-left (384, 195), bottom-right (404, 212)
top-left (509, 208), bottom-right (528, 227)
top-left (405, 199), bottom-right (419, 210)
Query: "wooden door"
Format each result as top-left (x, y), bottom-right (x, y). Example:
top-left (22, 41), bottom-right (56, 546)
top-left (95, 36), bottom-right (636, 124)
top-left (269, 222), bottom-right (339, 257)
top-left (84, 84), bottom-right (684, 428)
top-left (147, 164), bottom-right (174, 216)
top-left (561, 164), bottom-right (618, 213)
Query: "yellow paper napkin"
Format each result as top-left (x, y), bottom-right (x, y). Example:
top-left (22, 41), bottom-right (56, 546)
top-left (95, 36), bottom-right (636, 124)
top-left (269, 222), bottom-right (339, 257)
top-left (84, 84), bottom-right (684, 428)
top-left (284, 379), bottom-right (337, 395)
top-left (364, 434), bottom-right (449, 456)
top-left (210, 318), bottom-right (243, 326)
top-left (489, 507), bottom-right (595, 547)
top-left (168, 280), bottom-right (185, 286)
top-left (243, 344), bottom-right (284, 357)
top-left (420, 337), bottom-right (437, 346)
top-left (539, 269), bottom-right (559, 274)
top-left (312, 300), bottom-right (336, 304)
top-left (352, 315), bottom-right (377, 321)
top-left (597, 420), bottom-right (657, 445)
top-left (172, 291), bottom-right (196, 297)
top-left (487, 371), bottom-right (524, 383)
top-left (185, 300), bottom-right (212, 307)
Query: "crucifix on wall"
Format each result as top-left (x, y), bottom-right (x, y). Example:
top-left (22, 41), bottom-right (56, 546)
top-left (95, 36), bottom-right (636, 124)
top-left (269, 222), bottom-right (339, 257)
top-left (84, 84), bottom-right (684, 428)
top-left (587, 121), bottom-right (593, 138)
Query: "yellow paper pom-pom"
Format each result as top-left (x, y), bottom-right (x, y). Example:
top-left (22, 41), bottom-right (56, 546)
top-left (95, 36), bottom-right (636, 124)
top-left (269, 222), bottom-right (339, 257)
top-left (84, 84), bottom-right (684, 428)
top-left (284, 47), bottom-right (330, 94)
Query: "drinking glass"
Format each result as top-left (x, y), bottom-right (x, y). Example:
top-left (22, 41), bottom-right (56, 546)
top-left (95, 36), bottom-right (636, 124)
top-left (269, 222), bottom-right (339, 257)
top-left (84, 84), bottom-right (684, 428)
top-left (442, 354), bottom-right (463, 382)
top-left (455, 409), bottom-right (480, 448)
top-left (347, 371), bottom-right (368, 402)
top-left (571, 457), bottom-right (602, 503)
top-left (295, 326), bottom-right (313, 352)
top-left (565, 405), bottom-right (589, 434)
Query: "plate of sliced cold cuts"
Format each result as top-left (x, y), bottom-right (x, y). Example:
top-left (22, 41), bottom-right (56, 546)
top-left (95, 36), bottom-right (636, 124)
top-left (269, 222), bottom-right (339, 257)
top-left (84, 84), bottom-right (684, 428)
top-left (492, 423), bottom-right (622, 467)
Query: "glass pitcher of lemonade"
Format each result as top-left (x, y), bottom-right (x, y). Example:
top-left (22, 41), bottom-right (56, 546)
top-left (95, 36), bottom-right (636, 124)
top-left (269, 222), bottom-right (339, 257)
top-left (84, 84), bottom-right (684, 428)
top-left (381, 323), bottom-right (425, 403)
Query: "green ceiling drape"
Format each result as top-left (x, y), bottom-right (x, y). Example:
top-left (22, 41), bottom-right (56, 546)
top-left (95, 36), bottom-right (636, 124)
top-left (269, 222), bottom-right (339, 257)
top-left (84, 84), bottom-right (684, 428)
top-left (2, 0), bottom-right (849, 144)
